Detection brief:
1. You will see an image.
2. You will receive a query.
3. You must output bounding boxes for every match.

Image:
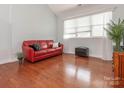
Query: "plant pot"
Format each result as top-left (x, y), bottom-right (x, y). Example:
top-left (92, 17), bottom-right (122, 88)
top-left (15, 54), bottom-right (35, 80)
top-left (113, 52), bottom-right (124, 81)
top-left (113, 52), bottom-right (120, 80)
top-left (17, 57), bottom-right (23, 64)
top-left (113, 52), bottom-right (124, 87)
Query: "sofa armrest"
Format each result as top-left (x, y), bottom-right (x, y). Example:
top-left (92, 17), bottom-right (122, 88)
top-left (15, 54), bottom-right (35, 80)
top-left (60, 44), bottom-right (64, 52)
top-left (22, 46), bottom-right (34, 61)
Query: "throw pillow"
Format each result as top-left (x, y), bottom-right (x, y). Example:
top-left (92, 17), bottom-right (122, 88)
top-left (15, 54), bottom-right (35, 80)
top-left (29, 43), bottom-right (41, 51)
top-left (53, 42), bottom-right (59, 48)
top-left (58, 42), bottom-right (61, 47)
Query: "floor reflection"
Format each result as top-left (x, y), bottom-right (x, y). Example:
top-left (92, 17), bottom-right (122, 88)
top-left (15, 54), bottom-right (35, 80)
top-left (63, 55), bottom-right (112, 87)
top-left (77, 68), bottom-right (90, 82)
top-left (65, 63), bottom-right (91, 85)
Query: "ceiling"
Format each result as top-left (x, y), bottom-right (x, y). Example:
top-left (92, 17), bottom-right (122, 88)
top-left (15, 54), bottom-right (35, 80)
top-left (48, 4), bottom-right (115, 17)
top-left (48, 4), bottom-right (99, 16)
top-left (48, 4), bottom-right (78, 14)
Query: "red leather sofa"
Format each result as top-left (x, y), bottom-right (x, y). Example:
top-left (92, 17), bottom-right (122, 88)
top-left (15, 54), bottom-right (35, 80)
top-left (22, 40), bottom-right (63, 62)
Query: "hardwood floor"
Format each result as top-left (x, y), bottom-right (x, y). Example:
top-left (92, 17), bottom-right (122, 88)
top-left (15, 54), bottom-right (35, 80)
top-left (0, 54), bottom-right (115, 88)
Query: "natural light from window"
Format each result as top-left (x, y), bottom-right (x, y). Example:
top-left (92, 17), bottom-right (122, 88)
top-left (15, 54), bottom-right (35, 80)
top-left (64, 11), bottom-right (112, 39)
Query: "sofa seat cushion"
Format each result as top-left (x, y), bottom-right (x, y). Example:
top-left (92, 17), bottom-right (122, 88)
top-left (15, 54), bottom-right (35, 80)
top-left (34, 50), bottom-right (47, 56)
top-left (54, 47), bottom-right (62, 51)
top-left (47, 48), bottom-right (56, 53)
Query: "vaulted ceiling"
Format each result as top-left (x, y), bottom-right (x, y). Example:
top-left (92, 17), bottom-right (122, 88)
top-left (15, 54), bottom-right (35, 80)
top-left (48, 4), bottom-right (115, 18)
top-left (48, 4), bottom-right (100, 15)
top-left (48, 4), bottom-right (79, 14)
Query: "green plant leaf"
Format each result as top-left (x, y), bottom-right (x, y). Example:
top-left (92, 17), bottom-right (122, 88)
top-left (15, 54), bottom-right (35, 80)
top-left (104, 19), bottom-right (124, 52)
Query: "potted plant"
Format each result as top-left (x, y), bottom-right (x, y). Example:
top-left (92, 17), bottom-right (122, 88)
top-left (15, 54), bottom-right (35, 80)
top-left (104, 19), bottom-right (124, 51)
top-left (104, 19), bottom-right (124, 80)
top-left (17, 52), bottom-right (24, 64)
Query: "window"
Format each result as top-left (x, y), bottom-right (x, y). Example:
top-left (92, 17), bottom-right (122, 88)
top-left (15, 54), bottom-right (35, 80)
top-left (64, 11), bottom-right (112, 39)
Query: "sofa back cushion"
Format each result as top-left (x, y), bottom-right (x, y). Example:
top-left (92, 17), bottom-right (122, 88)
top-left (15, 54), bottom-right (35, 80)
top-left (23, 40), bottom-right (38, 46)
top-left (38, 40), bottom-right (48, 49)
top-left (23, 40), bottom-right (54, 49)
top-left (47, 40), bottom-right (54, 48)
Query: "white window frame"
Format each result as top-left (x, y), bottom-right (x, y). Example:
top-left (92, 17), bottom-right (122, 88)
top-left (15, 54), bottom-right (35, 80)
top-left (63, 11), bottom-right (112, 39)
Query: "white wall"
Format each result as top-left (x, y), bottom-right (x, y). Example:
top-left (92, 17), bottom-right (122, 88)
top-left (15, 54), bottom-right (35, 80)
top-left (113, 5), bottom-right (124, 22)
top-left (0, 4), bottom-right (57, 64)
top-left (0, 5), bottom-right (12, 63)
top-left (62, 38), bottom-right (112, 60)
top-left (57, 4), bottom-right (124, 60)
